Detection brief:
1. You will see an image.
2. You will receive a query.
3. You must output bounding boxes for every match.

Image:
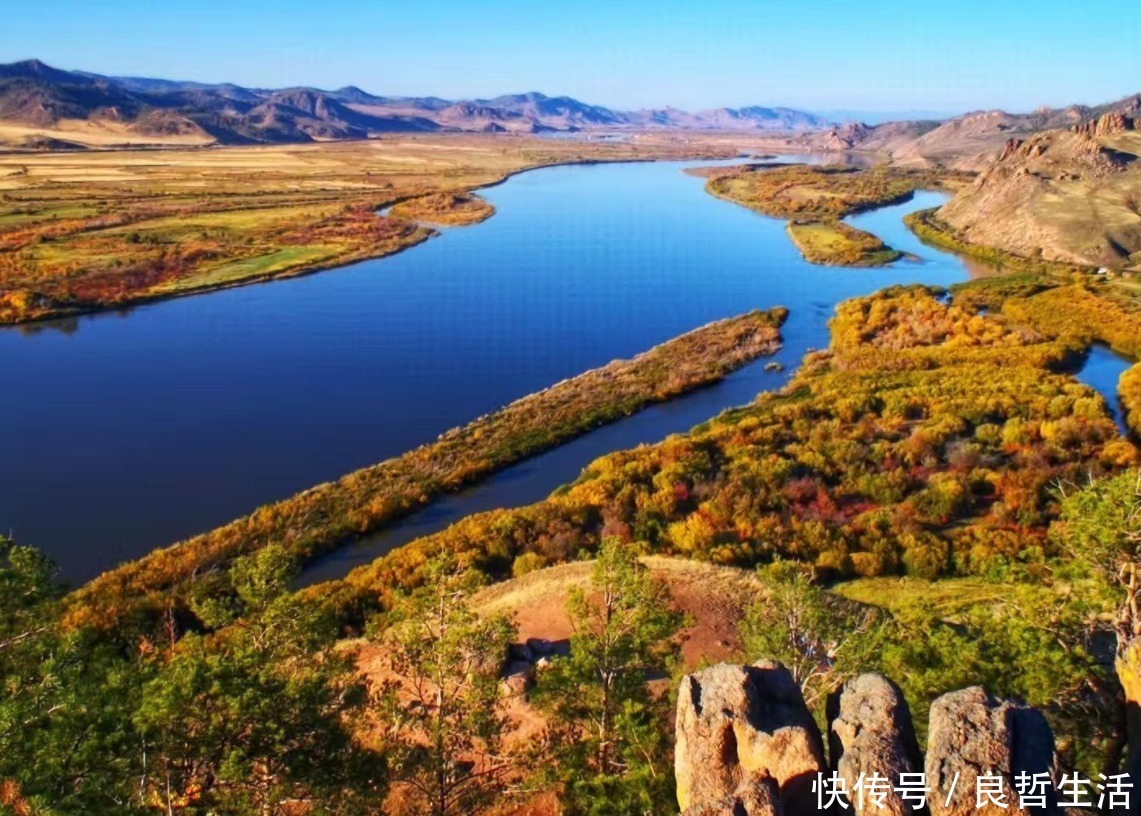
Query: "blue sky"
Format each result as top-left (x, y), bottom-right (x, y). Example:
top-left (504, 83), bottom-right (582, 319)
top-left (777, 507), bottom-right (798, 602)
top-left (2, 0), bottom-right (1138, 114)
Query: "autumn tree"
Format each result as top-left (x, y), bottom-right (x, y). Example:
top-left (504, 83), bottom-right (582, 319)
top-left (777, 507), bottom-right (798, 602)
top-left (532, 539), bottom-right (683, 816)
top-left (374, 555), bottom-right (515, 816)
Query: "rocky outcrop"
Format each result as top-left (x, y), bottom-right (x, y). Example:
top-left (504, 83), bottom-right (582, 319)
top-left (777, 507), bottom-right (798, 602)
top-left (499, 638), bottom-right (569, 698)
top-left (828, 674), bottom-right (925, 815)
top-left (1116, 638), bottom-right (1141, 788)
top-left (675, 665), bottom-right (1064, 816)
top-left (679, 779), bottom-right (783, 816)
top-left (675, 661), bottom-right (826, 815)
top-left (926, 687), bottom-right (1057, 816)
top-left (1073, 111), bottom-right (1136, 139)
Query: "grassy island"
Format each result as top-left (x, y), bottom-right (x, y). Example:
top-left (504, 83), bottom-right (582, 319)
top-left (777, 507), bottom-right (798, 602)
top-left (388, 192), bottom-right (495, 226)
top-left (704, 163), bottom-right (965, 220)
top-left (64, 307), bottom-right (786, 628)
top-left (704, 163), bottom-right (966, 267)
top-left (787, 219), bottom-right (904, 266)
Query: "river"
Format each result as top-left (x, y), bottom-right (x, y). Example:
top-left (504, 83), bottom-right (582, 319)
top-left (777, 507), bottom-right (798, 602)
top-left (0, 157), bottom-right (1128, 581)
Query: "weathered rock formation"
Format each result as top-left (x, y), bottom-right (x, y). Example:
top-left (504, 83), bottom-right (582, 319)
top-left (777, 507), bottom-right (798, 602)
top-left (675, 660), bottom-right (826, 815)
top-left (676, 663), bottom-right (1063, 816)
top-left (1073, 111), bottom-right (1136, 139)
top-left (925, 687), bottom-right (1057, 816)
top-left (827, 674), bottom-right (925, 815)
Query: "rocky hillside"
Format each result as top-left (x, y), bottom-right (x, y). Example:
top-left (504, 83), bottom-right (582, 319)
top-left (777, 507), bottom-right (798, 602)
top-left (762, 94), bottom-right (1141, 172)
top-left (0, 59), bottom-right (828, 147)
top-left (936, 108), bottom-right (1141, 269)
top-left (677, 662), bottom-right (1061, 815)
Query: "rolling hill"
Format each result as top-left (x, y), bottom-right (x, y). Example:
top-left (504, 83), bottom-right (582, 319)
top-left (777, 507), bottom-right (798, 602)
top-left (935, 107), bottom-right (1141, 269)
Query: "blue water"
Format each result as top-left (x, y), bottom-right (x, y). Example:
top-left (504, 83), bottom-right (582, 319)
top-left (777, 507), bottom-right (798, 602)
top-left (0, 158), bottom-right (1126, 581)
top-left (1079, 344), bottom-right (1134, 434)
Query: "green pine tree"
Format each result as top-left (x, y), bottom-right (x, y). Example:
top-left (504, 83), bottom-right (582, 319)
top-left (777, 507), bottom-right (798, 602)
top-left (532, 539), bottom-right (684, 816)
top-left (373, 555), bottom-right (515, 816)
top-left (134, 544), bottom-right (382, 814)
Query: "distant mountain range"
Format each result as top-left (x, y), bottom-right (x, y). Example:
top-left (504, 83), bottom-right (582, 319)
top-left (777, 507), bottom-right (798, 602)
top-left (0, 59), bottom-right (831, 147)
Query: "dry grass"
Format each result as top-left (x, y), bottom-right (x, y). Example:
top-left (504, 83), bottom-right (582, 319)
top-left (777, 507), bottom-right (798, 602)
top-left (388, 192), bottom-right (495, 226)
top-left (704, 163), bottom-right (962, 269)
top-left (474, 555), bottom-right (765, 669)
top-left (704, 164), bottom-right (957, 220)
top-left (0, 119), bottom-right (215, 148)
top-left (936, 130), bottom-right (1141, 270)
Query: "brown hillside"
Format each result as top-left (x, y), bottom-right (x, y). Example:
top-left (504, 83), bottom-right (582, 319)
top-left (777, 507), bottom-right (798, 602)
top-left (938, 119), bottom-right (1141, 269)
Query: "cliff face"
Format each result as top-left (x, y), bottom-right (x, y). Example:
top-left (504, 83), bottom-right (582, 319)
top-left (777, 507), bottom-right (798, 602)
top-left (676, 663), bottom-right (1060, 816)
top-left (936, 114), bottom-right (1141, 269)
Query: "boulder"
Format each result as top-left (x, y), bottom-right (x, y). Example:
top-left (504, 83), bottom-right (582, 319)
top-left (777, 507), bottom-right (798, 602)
top-left (675, 660), bottom-right (826, 815)
top-left (828, 673), bottom-right (925, 815)
top-left (926, 686), bottom-right (1057, 816)
top-left (526, 637), bottom-right (556, 658)
top-left (499, 660), bottom-right (534, 698)
top-left (681, 777), bottom-right (782, 816)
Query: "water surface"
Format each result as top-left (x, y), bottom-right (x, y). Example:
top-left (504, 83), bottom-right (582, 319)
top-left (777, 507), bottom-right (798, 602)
top-left (1078, 344), bottom-right (1134, 434)
top-left (0, 158), bottom-right (1124, 581)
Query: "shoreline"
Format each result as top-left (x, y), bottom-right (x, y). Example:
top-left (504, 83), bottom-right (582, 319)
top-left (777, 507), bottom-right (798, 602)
top-left (63, 307), bottom-right (786, 629)
top-left (903, 207), bottom-right (1091, 276)
top-left (1, 148), bottom-right (736, 329)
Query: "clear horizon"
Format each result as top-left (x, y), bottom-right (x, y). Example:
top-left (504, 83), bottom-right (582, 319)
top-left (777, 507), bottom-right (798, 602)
top-left (2, 0), bottom-right (1139, 115)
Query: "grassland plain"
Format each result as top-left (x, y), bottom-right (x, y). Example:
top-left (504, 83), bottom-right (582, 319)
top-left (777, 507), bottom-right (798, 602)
top-left (63, 307), bottom-right (786, 629)
top-left (703, 163), bottom-right (970, 266)
top-left (0, 134), bottom-right (734, 324)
